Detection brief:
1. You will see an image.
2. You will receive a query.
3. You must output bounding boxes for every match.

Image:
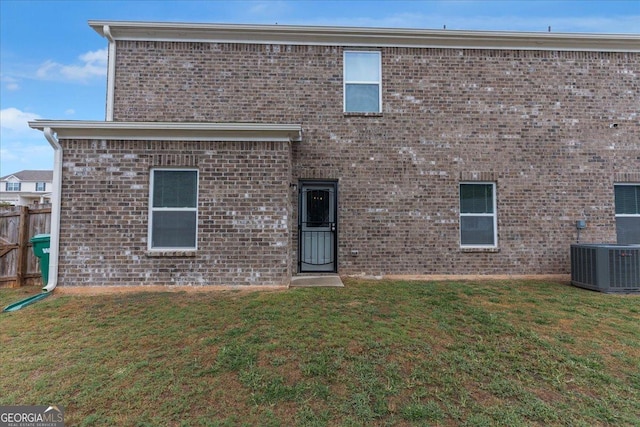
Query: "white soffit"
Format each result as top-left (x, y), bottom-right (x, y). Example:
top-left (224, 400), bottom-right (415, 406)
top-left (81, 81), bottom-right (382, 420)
top-left (88, 20), bottom-right (640, 52)
top-left (28, 121), bottom-right (303, 142)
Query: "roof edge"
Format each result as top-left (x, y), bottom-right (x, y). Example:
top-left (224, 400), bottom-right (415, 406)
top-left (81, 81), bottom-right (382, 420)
top-left (28, 121), bottom-right (303, 142)
top-left (89, 20), bottom-right (640, 52)
top-left (0, 170), bottom-right (54, 182)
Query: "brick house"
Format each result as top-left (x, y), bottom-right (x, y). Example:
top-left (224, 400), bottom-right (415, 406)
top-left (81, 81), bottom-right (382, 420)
top-left (29, 21), bottom-right (639, 289)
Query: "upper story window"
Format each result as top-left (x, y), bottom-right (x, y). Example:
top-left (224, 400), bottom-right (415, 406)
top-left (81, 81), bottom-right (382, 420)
top-left (460, 183), bottom-right (497, 248)
top-left (36, 182), bottom-right (46, 192)
top-left (6, 182), bottom-right (21, 191)
top-left (614, 184), bottom-right (640, 244)
top-left (149, 169), bottom-right (198, 250)
top-left (344, 51), bottom-right (381, 113)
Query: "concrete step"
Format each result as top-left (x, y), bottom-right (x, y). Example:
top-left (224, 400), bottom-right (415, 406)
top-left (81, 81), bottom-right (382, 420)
top-left (290, 275), bottom-right (344, 288)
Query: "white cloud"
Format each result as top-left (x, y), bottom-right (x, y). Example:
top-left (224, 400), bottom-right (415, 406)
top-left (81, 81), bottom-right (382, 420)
top-left (0, 109), bottom-right (52, 173)
top-left (248, 1), bottom-right (293, 21)
top-left (0, 108), bottom-right (41, 133)
top-left (65, 109), bottom-right (76, 116)
top-left (0, 147), bottom-right (19, 163)
top-left (0, 141), bottom-right (53, 174)
top-left (249, 0), bottom-right (289, 15)
top-left (79, 49), bottom-right (107, 64)
top-left (36, 48), bottom-right (107, 83)
top-left (1, 75), bottom-right (20, 91)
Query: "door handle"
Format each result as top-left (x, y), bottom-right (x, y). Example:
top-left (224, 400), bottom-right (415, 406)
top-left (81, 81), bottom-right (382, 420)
top-left (330, 223), bottom-right (336, 232)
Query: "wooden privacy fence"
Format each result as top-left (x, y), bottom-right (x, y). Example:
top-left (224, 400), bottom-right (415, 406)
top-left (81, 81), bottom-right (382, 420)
top-left (0, 205), bottom-right (51, 288)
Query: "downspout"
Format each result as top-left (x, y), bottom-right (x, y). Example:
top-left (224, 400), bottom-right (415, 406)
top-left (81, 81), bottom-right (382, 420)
top-left (104, 25), bottom-right (115, 121)
top-left (43, 127), bottom-right (61, 292)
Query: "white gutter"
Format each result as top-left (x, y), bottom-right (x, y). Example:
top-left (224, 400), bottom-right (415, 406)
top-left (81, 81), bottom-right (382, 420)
top-left (103, 25), bottom-right (115, 121)
top-left (88, 20), bottom-right (640, 53)
top-left (42, 127), bottom-right (61, 292)
top-left (29, 121), bottom-right (303, 142)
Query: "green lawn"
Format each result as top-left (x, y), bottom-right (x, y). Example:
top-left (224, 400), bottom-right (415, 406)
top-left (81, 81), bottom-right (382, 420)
top-left (1, 279), bottom-right (639, 426)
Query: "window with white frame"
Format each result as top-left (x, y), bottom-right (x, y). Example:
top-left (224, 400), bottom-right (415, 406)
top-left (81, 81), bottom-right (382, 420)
top-left (614, 184), bottom-right (640, 244)
top-left (149, 169), bottom-right (198, 250)
top-left (460, 183), bottom-right (497, 247)
top-left (6, 182), bottom-right (20, 191)
top-left (344, 51), bottom-right (381, 113)
top-left (35, 182), bottom-right (46, 192)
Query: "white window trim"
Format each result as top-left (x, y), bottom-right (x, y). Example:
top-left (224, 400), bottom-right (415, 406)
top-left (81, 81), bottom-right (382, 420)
top-left (36, 182), bottom-right (46, 192)
top-left (6, 182), bottom-right (21, 191)
top-left (343, 50), bottom-right (382, 113)
top-left (459, 182), bottom-right (498, 249)
top-left (614, 183), bottom-right (640, 244)
top-left (148, 168), bottom-right (199, 251)
top-left (614, 183), bottom-right (640, 217)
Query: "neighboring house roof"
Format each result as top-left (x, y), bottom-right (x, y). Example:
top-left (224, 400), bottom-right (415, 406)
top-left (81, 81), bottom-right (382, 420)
top-left (0, 170), bottom-right (53, 181)
top-left (89, 20), bottom-right (640, 52)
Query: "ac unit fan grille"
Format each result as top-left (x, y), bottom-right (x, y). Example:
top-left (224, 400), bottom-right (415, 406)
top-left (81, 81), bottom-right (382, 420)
top-left (608, 248), bottom-right (640, 288)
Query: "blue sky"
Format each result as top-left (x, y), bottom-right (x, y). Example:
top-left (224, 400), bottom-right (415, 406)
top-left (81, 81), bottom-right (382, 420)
top-left (1, 0), bottom-right (638, 175)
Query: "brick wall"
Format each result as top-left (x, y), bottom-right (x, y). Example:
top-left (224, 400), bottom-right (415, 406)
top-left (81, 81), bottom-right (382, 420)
top-left (58, 139), bottom-right (292, 286)
top-left (105, 42), bottom-right (639, 277)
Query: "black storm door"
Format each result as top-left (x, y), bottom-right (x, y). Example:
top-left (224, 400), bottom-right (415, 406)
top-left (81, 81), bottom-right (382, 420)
top-left (299, 182), bottom-right (338, 272)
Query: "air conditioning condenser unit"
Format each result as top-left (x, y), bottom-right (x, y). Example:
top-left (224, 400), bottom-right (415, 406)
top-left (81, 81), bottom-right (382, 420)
top-left (570, 244), bottom-right (640, 293)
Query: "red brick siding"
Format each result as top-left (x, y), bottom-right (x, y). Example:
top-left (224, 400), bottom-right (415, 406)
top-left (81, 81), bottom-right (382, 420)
top-left (107, 42), bottom-right (640, 276)
top-left (58, 139), bottom-right (292, 286)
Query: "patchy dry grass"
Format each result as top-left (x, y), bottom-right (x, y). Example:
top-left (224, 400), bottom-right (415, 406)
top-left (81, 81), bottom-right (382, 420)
top-left (1, 279), bottom-right (639, 426)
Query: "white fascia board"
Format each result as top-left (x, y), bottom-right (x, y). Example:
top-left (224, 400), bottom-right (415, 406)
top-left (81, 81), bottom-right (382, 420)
top-left (88, 20), bottom-right (640, 52)
top-left (28, 121), bottom-right (303, 142)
